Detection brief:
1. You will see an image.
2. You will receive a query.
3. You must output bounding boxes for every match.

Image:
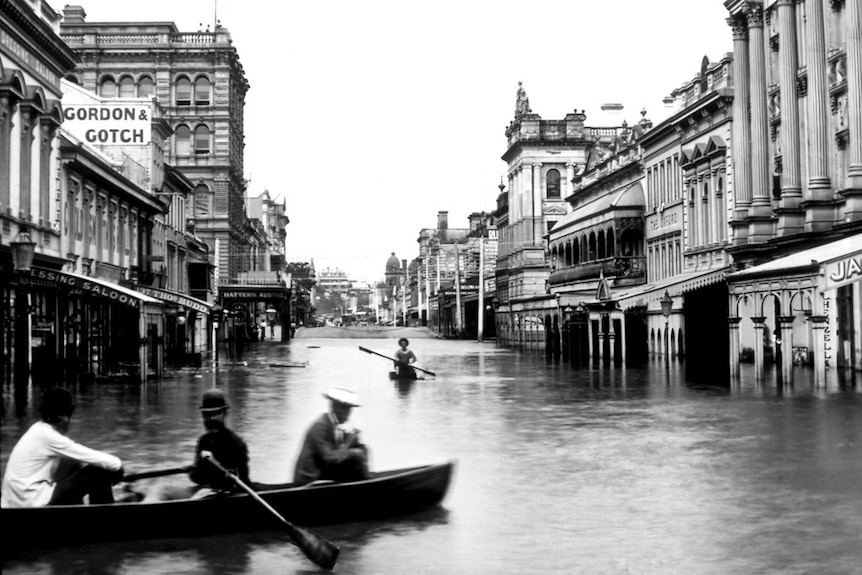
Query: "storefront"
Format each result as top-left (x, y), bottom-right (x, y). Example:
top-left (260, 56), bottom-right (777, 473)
top-left (136, 286), bottom-right (211, 367)
top-left (8, 267), bottom-right (163, 385)
top-left (727, 233), bottom-right (862, 386)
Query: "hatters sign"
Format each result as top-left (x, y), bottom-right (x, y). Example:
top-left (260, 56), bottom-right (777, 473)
top-left (22, 269), bottom-right (141, 308)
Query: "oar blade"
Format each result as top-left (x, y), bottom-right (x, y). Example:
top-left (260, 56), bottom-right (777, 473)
top-left (289, 525), bottom-right (340, 571)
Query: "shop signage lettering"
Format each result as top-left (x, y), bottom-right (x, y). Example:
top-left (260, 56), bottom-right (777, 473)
top-left (62, 104), bottom-right (151, 145)
top-left (825, 253), bottom-right (862, 291)
top-left (137, 287), bottom-right (209, 314)
top-left (221, 291), bottom-right (279, 299)
top-left (24, 269), bottom-right (139, 308)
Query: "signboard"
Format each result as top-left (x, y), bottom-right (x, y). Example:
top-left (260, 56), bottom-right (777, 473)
top-left (824, 251), bottom-right (862, 291)
top-left (22, 269), bottom-right (141, 308)
top-left (63, 103), bottom-right (151, 145)
top-left (136, 287), bottom-right (210, 314)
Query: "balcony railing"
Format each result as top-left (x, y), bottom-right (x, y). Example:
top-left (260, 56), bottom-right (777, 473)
top-left (548, 256), bottom-right (646, 285)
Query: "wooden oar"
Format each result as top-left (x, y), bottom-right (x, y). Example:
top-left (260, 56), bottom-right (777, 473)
top-left (202, 453), bottom-right (339, 571)
top-left (358, 346), bottom-right (436, 376)
top-left (123, 465), bottom-right (193, 482)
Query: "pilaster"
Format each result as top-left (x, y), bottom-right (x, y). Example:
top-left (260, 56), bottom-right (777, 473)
top-left (752, 316), bottom-right (766, 382)
top-left (808, 315), bottom-right (828, 387)
top-left (728, 316), bottom-right (742, 379)
top-left (777, 315), bottom-right (796, 384)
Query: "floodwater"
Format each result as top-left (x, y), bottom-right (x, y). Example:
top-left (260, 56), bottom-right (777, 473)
top-left (2, 332), bottom-right (861, 575)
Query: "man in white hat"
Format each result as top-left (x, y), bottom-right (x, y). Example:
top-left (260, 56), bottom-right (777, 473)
top-left (293, 387), bottom-right (369, 485)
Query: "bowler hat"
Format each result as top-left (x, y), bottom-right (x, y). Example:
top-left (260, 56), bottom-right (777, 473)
top-left (199, 388), bottom-right (229, 412)
top-left (323, 387), bottom-right (360, 407)
top-left (40, 387), bottom-right (75, 420)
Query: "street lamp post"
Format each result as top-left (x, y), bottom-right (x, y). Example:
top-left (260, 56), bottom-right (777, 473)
top-left (11, 226), bottom-right (36, 411)
top-left (211, 304), bottom-right (223, 366)
top-left (265, 306), bottom-right (277, 340)
top-left (660, 290), bottom-right (673, 369)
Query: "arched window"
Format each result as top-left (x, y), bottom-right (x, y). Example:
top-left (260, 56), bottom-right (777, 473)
top-left (138, 76), bottom-right (154, 98)
top-left (194, 125), bottom-right (211, 155)
top-left (193, 184), bottom-right (210, 217)
top-left (118, 76), bottom-right (135, 98)
top-left (175, 124), bottom-right (191, 156)
top-left (100, 76), bottom-right (117, 98)
top-left (588, 232), bottom-right (597, 261)
top-left (607, 227), bottom-right (615, 258)
top-left (175, 77), bottom-right (191, 106)
top-left (597, 229), bottom-right (606, 259)
top-left (546, 169), bottom-right (561, 198)
top-left (194, 77), bottom-right (211, 106)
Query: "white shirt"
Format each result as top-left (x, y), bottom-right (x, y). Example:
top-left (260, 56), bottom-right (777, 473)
top-left (1, 421), bottom-right (122, 508)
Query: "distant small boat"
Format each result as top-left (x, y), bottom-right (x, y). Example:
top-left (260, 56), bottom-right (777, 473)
top-left (389, 371), bottom-right (421, 381)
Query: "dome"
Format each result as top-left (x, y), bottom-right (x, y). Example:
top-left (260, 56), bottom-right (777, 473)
top-left (385, 252), bottom-right (401, 272)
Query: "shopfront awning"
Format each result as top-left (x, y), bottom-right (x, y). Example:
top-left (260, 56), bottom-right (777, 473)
top-left (24, 268), bottom-right (162, 308)
top-left (614, 266), bottom-right (730, 310)
top-left (134, 286), bottom-right (211, 315)
top-left (728, 233), bottom-right (862, 289)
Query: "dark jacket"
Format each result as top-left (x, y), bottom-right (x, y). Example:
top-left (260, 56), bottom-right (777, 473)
top-left (190, 427), bottom-right (250, 491)
top-left (293, 413), bottom-right (368, 485)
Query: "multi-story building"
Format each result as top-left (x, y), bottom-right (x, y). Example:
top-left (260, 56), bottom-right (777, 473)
top-left (59, 5), bottom-right (252, 290)
top-left (724, 0), bottom-right (862, 384)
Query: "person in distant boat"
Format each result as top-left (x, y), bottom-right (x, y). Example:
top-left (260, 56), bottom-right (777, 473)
top-left (393, 337), bottom-right (417, 379)
top-left (143, 388), bottom-right (252, 502)
top-left (293, 387), bottom-right (369, 486)
top-left (1, 387), bottom-right (124, 508)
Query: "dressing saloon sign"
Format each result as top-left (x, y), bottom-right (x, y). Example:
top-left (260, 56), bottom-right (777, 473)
top-left (824, 250), bottom-right (862, 291)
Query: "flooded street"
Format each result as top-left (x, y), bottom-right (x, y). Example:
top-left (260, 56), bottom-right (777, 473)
top-left (2, 333), bottom-right (861, 574)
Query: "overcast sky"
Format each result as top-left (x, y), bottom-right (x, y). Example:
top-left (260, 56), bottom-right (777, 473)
top-left (68, 1), bottom-right (733, 284)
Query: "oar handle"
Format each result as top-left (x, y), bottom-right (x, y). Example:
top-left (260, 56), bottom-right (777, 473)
top-left (202, 453), bottom-right (339, 571)
top-left (358, 346), bottom-right (436, 376)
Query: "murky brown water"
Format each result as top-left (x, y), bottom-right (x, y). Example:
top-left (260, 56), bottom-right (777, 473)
top-left (2, 335), bottom-right (861, 574)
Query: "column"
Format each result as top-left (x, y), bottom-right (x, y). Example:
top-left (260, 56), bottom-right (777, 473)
top-left (775, 0), bottom-right (803, 234)
top-left (803, 0), bottom-right (833, 231)
top-left (808, 315), bottom-right (828, 387)
top-left (728, 14), bottom-right (753, 244)
top-left (745, 3), bottom-right (774, 242)
top-left (729, 317), bottom-right (742, 379)
top-left (752, 316), bottom-right (766, 382)
top-left (566, 163), bottom-right (575, 197)
top-left (38, 118), bottom-right (57, 228)
top-left (778, 315), bottom-right (796, 385)
top-left (18, 103), bottom-right (36, 220)
top-left (0, 95), bottom-right (14, 209)
top-left (843, 0), bottom-right (862, 221)
top-left (532, 163), bottom-right (542, 246)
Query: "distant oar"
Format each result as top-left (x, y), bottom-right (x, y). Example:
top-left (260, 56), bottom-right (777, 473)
top-left (202, 453), bottom-right (339, 571)
top-left (358, 346), bottom-right (436, 376)
top-left (123, 465), bottom-right (193, 482)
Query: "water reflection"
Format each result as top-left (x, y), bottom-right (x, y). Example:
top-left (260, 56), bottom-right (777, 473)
top-left (2, 337), bottom-right (861, 574)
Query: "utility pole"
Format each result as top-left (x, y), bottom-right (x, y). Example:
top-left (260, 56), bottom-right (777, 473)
top-left (454, 244), bottom-right (462, 336)
top-left (478, 235), bottom-right (484, 342)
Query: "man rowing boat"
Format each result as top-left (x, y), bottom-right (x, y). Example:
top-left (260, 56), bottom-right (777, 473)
top-left (393, 338), bottom-right (417, 379)
top-left (1, 387), bottom-right (123, 508)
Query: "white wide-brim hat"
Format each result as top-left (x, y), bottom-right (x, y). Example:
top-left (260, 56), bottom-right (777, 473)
top-left (324, 387), bottom-right (360, 407)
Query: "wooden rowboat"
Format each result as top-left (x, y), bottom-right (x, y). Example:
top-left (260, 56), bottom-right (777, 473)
top-left (1, 460), bottom-right (455, 548)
